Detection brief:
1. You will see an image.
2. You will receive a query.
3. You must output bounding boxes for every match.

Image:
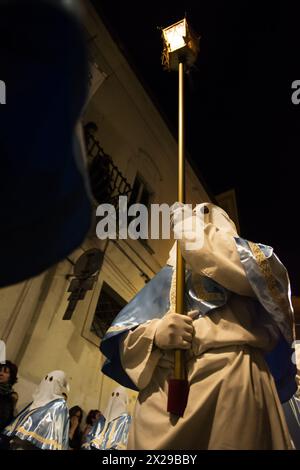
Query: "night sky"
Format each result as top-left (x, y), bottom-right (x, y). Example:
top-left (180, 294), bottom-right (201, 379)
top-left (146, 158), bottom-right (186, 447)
top-left (93, 1), bottom-right (300, 296)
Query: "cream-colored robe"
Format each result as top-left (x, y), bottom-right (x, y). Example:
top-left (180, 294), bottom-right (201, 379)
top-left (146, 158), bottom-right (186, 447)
top-left (120, 224), bottom-right (293, 450)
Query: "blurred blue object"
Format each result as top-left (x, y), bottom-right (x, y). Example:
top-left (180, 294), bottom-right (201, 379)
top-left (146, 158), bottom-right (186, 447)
top-left (0, 0), bottom-right (92, 286)
top-left (264, 333), bottom-right (297, 403)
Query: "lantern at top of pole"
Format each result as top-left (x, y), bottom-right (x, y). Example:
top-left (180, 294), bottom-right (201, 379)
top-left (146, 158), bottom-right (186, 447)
top-left (161, 17), bottom-right (200, 72)
top-left (161, 17), bottom-right (200, 417)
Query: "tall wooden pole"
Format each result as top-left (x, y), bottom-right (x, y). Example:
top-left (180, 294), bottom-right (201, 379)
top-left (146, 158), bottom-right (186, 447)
top-left (167, 61), bottom-right (189, 416)
top-left (162, 18), bottom-right (199, 418)
top-left (175, 61), bottom-right (186, 380)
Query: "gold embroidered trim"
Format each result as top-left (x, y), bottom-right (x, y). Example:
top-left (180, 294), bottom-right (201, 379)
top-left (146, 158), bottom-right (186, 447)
top-left (169, 267), bottom-right (177, 312)
top-left (106, 324), bottom-right (133, 333)
top-left (5, 408), bottom-right (36, 434)
top-left (248, 241), bottom-right (294, 336)
top-left (15, 426), bottom-right (62, 449)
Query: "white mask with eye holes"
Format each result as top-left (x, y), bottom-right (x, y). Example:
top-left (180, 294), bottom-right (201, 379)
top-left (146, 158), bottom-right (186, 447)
top-left (29, 370), bottom-right (70, 410)
top-left (103, 386), bottom-right (128, 424)
top-left (167, 202), bottom-right (238, 267)
top-left (197, 203), bottom-right (238, 236)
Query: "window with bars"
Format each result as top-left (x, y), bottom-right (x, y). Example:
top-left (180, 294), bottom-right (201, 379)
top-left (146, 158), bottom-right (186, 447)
top-left (84, 129), bottom-right (132, 209)
top-left (128, 174), bottom-right (155, 253)
top-left (90, 282), bottom-right (126, 339)
top-left (129, 174), bottom-right (152, 208)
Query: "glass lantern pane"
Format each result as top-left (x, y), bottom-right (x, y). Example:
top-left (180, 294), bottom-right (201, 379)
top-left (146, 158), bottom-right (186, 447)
top-left (163, 19), bottom-right (186, 52)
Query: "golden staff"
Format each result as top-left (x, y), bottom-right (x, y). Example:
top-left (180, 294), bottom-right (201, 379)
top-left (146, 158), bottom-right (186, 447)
top-left (161, 18), bottom-right (200, 416)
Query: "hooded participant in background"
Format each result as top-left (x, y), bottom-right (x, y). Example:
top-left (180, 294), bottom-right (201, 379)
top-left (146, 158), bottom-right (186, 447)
top-left (83, 385), bottom-right (131, 450)
top-left (100, 202), bottom-right (296, 450)
top-left (3, 370), bottom-right (70, 450)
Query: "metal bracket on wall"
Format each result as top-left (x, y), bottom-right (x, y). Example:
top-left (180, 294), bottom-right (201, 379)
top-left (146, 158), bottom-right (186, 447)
top-left (63, 249), bottom-right (104, 320)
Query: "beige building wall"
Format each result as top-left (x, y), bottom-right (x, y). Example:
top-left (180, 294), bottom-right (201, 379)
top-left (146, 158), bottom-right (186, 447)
top-left (0, 1), bottom-right (211, 417)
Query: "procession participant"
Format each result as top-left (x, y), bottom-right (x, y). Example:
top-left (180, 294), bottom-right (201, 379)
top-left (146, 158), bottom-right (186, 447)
top-left (3, 370), bottom-right (70, 450)
top-left (100, 203), bottom-right (296, 449)
top-left (85, 385), bottom-right (131, 450)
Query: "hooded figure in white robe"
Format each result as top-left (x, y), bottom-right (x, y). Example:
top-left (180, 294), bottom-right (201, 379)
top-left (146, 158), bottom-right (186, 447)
top-left (100, 203), bottom-right (296, 450)
top-left (3, 370), bottom-right (70, 450)
top-left (85, 385), bottom-right (131, 450)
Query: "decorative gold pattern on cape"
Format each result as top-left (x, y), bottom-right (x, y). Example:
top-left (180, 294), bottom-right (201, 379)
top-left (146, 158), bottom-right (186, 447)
top-left (248, 241), bottom-right (294, 340)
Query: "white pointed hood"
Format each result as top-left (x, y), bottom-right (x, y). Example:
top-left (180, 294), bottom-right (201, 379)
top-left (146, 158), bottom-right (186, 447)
top-left (167, 202), bottom-right (238, 266)
top-left (103, 385), bottom-right (128, 423)
top-left (29, 370), bottom-right (69, 410)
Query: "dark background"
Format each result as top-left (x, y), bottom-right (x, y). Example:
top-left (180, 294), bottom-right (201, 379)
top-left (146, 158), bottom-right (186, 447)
top-left (93, 1), bottom-right (299, 296)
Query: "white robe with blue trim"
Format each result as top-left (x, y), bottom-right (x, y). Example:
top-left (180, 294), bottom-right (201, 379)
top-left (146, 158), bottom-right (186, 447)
top-left (118, 223), bottom-right (294, 450)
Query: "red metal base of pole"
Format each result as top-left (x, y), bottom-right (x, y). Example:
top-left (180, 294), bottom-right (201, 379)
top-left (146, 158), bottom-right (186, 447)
top-left (167, 378), bottom-right (189, 417)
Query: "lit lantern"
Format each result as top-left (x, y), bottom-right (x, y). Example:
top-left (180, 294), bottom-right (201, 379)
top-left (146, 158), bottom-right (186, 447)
top-left (161, 17), bottom-right (200, 71)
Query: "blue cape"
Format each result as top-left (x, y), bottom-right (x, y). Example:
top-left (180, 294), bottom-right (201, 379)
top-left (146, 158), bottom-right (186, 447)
top-left (101, 261), bottom-right (297, 403)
